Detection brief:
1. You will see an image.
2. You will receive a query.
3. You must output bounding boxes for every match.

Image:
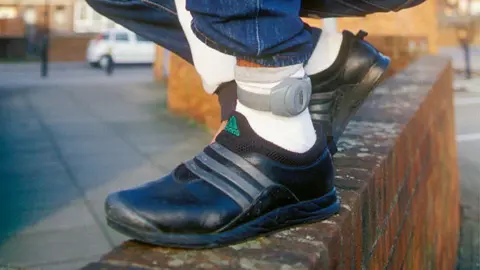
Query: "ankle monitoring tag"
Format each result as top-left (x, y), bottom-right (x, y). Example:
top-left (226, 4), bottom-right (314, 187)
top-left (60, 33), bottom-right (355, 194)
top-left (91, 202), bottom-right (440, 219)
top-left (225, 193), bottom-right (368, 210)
top-left (237, 76), bottom-right (312, 117)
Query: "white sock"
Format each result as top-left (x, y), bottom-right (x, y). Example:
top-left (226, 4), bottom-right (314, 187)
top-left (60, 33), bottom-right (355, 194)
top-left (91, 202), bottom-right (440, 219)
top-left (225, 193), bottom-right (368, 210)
top-left (235, 65), bottom-right (316, 153)
top-left (171, 3), bottom-right (342, 93)
top-left (172, 1), bottom-right (343, 93)
top-left (174, 0), bottom-right (235, 94)
top-left (304, 31), bottom-right (343, 75)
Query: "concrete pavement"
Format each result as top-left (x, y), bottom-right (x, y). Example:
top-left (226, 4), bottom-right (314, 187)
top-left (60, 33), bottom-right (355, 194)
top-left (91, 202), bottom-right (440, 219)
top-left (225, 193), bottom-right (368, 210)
top-left (0, 63), bottom-right (210, 269)
top-left (439, 46), bottom-right (480, 73)
top-left (454, 91), bottom-right (480, 269)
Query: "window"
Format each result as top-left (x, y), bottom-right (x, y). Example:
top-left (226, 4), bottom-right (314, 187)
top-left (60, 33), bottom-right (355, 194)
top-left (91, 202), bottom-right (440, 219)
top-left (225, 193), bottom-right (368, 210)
top-left (74, 1), bottom-right (120, 33)
top-left (54, 5), bottom-right (66, 25)
top-left (23, 6), bottom-right (36, 24)
top-left (136, 34), bottom-right (150, 42)
top-left (115, 32), bottom-right (129, 42)
top-left (78, 3), bottom-right (87, 20)
top-left (0, 6), bottom-right (18, 19)
top-left (100, 32), bottom-right (110, 40)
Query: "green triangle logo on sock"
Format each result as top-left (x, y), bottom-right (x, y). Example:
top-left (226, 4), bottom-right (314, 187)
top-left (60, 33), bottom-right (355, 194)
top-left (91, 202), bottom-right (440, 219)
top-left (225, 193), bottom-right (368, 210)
top-left (225, 116), bottom-right (240, 136)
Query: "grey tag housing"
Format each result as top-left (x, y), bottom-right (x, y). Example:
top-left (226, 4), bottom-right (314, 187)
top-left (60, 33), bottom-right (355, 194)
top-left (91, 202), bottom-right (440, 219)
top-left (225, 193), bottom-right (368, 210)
top-left (237, 76), bottom-right (312, 117)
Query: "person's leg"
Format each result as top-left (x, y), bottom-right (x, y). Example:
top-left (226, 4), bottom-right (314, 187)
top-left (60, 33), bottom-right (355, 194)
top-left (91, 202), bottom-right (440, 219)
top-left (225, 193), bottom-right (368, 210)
top-left (300, 0), bottom-right (425, 18)
top-left (86, 0), bottom-right (237, 94)
top-left (85, 0), bottom-right (388, 149)
top-left (186, 0), bottom-right (320, 155)
top-left (192, 0), bottom-right (425, 149)
top-left (187, 0), bottom-right (314, 66)
top-left (84, 0), bottom-right (327, 145)
top-left (105, 0), bottom-right (341, 248)
top-left (103, 0), bottom-right (427, 249)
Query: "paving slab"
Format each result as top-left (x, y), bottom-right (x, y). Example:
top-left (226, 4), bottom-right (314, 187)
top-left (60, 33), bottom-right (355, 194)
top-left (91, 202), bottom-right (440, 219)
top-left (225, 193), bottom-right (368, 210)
top-left (0, 225), bottom-right (111, 267)
top-left (0, 65), bottom-right (211, 268)
top-left (54, 137), bottom-right (139, 158)
top-left (66, 152), bottom-right (151, 191)
top-left (20, 200), bottom-right (97, 235)
top-left (46, 122), bottom-right (115, 140)
top-left (33, 257), bottom-right (96, 270)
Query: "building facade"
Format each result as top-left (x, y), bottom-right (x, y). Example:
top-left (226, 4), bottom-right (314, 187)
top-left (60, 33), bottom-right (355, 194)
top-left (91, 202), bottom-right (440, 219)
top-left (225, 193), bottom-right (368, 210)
top-left (0, 0), bottom-right (116, 36)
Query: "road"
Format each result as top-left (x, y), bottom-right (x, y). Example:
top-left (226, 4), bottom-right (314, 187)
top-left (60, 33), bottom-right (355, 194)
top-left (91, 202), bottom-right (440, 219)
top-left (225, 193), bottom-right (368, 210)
top-left (454, 91), bottom-right (480, 269)
top-left (0, 63), bottom-right (154, 88)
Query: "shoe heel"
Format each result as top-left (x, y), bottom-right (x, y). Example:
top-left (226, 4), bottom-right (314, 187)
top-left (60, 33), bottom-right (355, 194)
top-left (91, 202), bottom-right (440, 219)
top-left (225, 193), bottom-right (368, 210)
top-left (331, 55), bottom-right (391, 144)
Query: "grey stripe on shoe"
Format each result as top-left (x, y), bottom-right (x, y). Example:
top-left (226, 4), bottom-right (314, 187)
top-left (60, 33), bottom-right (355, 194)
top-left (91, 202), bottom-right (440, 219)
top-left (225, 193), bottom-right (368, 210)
top-left (195, 152), bottom-right (261, 199)
top-left (311, 91), bottom-right (336, 100)
top-left (209, 143), bottom-right (274, 188)
top-left (184, 159), bottom-right (251, 210)
top-left (310, 90), bottom-right (335, 121)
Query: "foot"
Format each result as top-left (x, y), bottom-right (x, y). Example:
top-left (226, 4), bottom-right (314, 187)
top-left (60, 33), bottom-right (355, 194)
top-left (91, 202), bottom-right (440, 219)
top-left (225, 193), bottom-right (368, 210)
top-left (307, 30), bottom-right (391, 154)
top-left (105, 112), bottom-right (339, 248)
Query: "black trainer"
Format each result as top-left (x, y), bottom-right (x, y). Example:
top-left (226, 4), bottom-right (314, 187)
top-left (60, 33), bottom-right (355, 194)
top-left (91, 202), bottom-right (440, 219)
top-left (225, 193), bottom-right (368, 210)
top-left (309, 30), bottom-right (390, 154)
top-left (105, 112), bottom-right (339, 249)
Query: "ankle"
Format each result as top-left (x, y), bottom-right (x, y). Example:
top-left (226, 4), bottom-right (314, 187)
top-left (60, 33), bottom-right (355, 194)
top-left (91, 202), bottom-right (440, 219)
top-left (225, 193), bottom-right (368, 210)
top-left (234, 63), bottom-right (316, 153)
top-left (236, 102), bottom-right (316, 153)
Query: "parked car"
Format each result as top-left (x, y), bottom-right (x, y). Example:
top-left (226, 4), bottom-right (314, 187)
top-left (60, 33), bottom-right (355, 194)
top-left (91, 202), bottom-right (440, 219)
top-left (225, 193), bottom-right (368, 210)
top-left (86, 29), bottom-right (155, 68)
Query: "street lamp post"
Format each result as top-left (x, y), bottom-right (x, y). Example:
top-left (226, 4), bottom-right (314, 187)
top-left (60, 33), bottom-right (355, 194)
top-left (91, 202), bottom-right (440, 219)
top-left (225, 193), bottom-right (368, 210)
top-left (456, 25), bottom-right (475, 78)
top-left (41, 0), bottom-right (50, 78)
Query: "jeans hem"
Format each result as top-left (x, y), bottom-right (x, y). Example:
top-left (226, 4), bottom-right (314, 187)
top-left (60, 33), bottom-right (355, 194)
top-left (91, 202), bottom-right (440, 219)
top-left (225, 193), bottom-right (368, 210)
top-left (191, 22), bottom-right (311, 67)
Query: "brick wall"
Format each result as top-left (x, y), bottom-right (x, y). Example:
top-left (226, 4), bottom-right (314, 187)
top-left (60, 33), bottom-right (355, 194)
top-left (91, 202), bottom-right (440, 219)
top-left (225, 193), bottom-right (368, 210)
top-left (0, 18), bottom-right (25, 37)
top-left (335, 56), bottom-right (459, 269)
top-left (48, 34), bottom-right (94, 62)
top-left (167, 54), bottom-right (222, 131)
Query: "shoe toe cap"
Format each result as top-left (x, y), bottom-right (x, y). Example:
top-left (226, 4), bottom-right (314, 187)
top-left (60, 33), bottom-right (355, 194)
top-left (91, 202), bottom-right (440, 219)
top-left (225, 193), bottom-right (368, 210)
top-left (105, 192), bottom-right (159, 233)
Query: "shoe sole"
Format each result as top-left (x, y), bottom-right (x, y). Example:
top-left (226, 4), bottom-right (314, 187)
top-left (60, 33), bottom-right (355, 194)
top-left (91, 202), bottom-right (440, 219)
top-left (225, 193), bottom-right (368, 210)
top-left (107, 188), bottom-right (340, 249)
top-left (326, 54), bottom-right (391, 154)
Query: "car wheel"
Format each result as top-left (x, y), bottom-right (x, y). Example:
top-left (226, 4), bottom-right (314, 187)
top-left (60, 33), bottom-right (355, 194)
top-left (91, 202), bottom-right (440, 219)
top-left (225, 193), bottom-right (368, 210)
top-left (99, 55), bottom-right (112, 69)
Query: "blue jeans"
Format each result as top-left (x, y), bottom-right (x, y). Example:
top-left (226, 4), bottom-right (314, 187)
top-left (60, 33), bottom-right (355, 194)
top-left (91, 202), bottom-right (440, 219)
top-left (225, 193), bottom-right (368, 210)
top-left (87, 0), bottom-right (424, 66)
